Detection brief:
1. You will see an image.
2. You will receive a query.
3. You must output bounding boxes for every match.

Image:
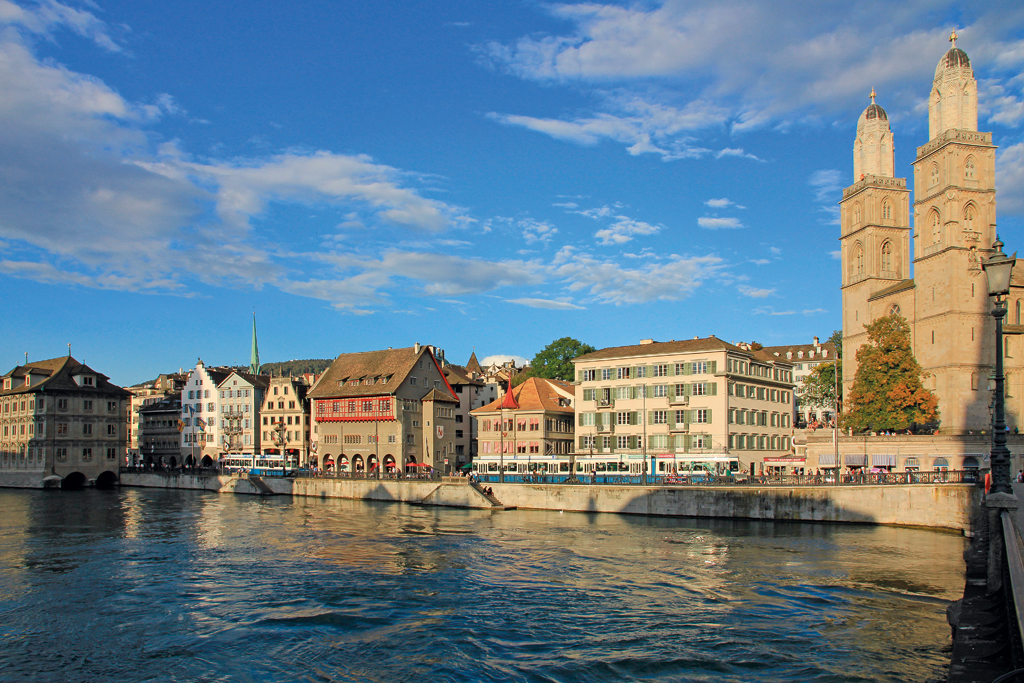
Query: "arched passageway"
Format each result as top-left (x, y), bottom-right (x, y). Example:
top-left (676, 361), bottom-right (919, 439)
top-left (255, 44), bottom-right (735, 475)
top-left (61, 472), bottom-right (88, 490)
top-left (95, 471), bottom-right (119, 488)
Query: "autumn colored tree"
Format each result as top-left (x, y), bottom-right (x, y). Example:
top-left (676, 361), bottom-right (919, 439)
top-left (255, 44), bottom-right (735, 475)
top-left (799, 330), bottom-right (843, 417)
top-left (844, 315), bottom-right (939, 432)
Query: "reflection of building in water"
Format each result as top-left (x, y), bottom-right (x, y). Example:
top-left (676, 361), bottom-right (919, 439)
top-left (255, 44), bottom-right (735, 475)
top-left (0, 356), bottom-right (130, 488)
top-left (809, 35), bottom-right (1024, 472)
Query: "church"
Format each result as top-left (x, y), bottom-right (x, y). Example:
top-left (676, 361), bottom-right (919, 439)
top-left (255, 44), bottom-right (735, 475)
top-left (811, 33), bottom-right (1024, 472)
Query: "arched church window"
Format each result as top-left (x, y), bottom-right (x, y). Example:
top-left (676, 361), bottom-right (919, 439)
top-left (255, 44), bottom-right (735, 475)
top-left (930, 163), bottom-right (940, 187)
top-left (931, 210), bottom-right (942, 245)
top-left (888, 303), bottom-right (900, 316)
top-left (965, 156), bottom-right (976, 180)
top-left (881, 200), bottom-right (892, 221)
top-left (1016, 300), bottom-right (1021, 325)
top-left (853, 203), bottom-right (862, 225)
top-left (964, 204), bottom-right (976, 232)
top-left (854, 244), bottom-right (864, 276)
top-left (881, 241), bottom-right (893, 273)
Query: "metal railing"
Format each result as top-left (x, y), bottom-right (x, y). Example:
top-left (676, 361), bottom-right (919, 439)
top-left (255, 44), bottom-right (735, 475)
top-left (472, 470), bottom-right (977, 486)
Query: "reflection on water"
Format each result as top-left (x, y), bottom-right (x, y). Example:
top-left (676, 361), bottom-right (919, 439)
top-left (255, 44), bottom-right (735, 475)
top-left (0, 489), bottom-right (964, 682)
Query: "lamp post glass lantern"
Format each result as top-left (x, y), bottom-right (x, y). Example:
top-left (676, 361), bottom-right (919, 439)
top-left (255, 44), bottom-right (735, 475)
top-left (982, 237), bottom-right (1016, 494)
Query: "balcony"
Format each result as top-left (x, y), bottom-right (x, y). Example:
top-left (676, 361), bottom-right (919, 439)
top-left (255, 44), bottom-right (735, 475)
top-left (596, 397), bottom-right (614, 409)
top-left (669, 424), bottom-right (688, 433)
top-left (596, 423), bottom-right (614, 434)
top-left (668, 395), bottom-right (689, 406)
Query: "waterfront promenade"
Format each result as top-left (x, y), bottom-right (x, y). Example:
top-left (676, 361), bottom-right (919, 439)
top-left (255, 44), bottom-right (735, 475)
top-left (119, 469), bottom-right (980, 533)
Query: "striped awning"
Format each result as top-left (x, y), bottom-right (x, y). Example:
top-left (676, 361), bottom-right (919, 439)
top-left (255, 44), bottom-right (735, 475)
top-left (872, 454), bottom-right (897, 467)
top-left (903, 457), bottom-right (919, 467)
top-left (933, 457), bottom-right (949, 467)
top-left (845, 453), bottom-right (867, 466)
top-left (818, 454), bottom-right (837, 466)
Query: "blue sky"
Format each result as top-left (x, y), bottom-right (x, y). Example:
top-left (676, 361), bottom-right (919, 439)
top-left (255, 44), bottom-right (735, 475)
top-left (2, 0), bottom-right (1024, 386)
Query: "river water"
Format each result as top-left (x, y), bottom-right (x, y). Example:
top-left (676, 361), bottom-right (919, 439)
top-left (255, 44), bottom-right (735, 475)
top-left (0, 488), bottom-right (966, 682)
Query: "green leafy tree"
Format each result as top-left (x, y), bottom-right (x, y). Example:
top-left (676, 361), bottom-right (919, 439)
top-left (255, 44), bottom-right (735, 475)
top-left (799, 330), bottom-right (843, 417)
top-left (530, 337), bottom-right (597, 381)
top-left (844, 315), bottom-right (939, 432)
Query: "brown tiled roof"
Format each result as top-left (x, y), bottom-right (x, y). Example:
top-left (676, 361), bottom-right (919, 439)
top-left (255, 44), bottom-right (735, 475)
top-left (0, 356), bottom-right (129, 397)
top-left (308, 346), bottom-right (434, 400)
top-left (221, 371), bottom-right (270, 390)
top-left (472, 377), bottom-right (574, 415)
top-left (574, 337), bottom-right (743, 363)
top-left (421, 388), bottom-right (459, 403)
top-left (761, 341), bottom-right (836, 362)
top-left (443, 364), bottom-right (483, 386)
top-left (466, 351), bottom-right (483, 375)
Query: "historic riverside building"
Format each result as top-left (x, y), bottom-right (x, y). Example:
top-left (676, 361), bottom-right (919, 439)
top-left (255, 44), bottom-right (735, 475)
top-left (128, 372), bottom-right (186, 463)
top-left (308, 344), bottom-right (458, 474)
top-left (216, 370), bottom-right (269, 467)
top-left (137, 394), bottom-right (184, 467)
top-left (572, 338), bottom-right (796, 476)
top-left (471, 377), bottom-right (575, 474)
top-left (440, 361), bottom-right (489, 468)
top-left (179, 360), bottom-right (233, 465)
top-left (762, 337), bottom-right (838, 427)
top-left (0, 356), bottom-right (130, 488)
top-left (811, 34), bottom-right (1024, 472)
top-left (259, 375), bottom-right (312, 468)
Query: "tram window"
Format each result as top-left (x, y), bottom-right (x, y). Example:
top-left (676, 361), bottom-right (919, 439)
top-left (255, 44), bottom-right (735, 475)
top-left (560, 462), bottom-right (569, 472)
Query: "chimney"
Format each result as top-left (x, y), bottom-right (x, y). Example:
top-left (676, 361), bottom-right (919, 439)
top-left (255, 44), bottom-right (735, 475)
top-left (414, 342), bottom-right (421, 354)
top-left (640, 339), bottom-right (654, 345)
top-left (813, 336), bottom-right (819, 346)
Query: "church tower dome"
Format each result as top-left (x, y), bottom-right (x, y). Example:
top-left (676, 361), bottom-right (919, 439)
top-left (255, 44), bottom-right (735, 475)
top-left (853, 89), bottom-right (894, 180)
top-left (929, 30), bottom-right (977, 139)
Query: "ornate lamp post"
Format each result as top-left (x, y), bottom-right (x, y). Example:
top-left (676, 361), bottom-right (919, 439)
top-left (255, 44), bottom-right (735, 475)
top-left (982, 237), bottom-right (1016, 494)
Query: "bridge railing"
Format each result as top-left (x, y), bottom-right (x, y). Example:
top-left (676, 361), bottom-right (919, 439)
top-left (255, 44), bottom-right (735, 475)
top-left (471, 470), bottom-right (977, 486)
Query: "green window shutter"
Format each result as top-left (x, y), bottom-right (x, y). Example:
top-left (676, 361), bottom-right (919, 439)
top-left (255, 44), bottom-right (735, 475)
top-left (577, 370), bottom-right (583, 382)
top-left (668, 364), bottom-right (675, 377)
top-left (668, 412), bottom-right (676, 429)
top-left (628, 435), bottom-right (636, 449)
top-left (684, 363), bottom-right (693, 376)
top-left (684, 383), bottom-right (692, 397)
top-left (709, 360), bottom-right (717, 374)
top-left (630, 411), bottom-right (638, 425)
top-left (683, 435), bottom-right (692, 451)
top-left (578, 413), bottom-right (584, 426)
top-left (647, 410), bottom-right (654, 425)
top-left (706, 409), bottom-right (712, 424)
top-left (708, 381), bottom-right (718, 396)
top-left (685, 410), bottom-right (692, 425)
top-left (647, 365), bottom-right (655, 378)
top-left (667, 385), bottom-right (676, 401)
top-left (579, 436), bottom-right (585, 449)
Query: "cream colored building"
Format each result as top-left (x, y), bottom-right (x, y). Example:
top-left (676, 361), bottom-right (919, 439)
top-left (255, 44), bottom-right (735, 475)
top-left (572, 337), bottom-right (796, 475)
top-left (260, 375), bottom-right (312, 468)
top-left (816, 35), bottom-right (1024, 472)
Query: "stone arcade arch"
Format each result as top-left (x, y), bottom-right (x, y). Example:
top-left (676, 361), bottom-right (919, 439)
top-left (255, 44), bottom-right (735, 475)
top-left (61, 472), bottom-right (87, 489)
top-left (95, 470), bottom-right (118, 488)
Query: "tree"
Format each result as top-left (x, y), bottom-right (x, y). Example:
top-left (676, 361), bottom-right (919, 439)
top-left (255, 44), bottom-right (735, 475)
top-left (799, 329), bottom-right (843, 418)
top-left (844, 315), bottom-right (939, 432)
top-left (530, 337), bottom-right (597, 381)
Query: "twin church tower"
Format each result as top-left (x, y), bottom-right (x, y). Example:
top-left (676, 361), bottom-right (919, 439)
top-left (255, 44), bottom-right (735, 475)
top-left (839, 32), bottom-right (1017, 435)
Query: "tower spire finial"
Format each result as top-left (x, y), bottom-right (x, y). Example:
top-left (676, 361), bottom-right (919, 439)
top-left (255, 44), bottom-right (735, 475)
top-left (950, 29), bottom-right (957, 47)
top-left (248, 312), bottom-right (261, 375)
top-left (870, 87), bottom-right (876, 104)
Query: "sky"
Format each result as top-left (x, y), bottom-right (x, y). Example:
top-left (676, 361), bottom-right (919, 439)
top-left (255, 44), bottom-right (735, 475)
top-left (2, 0), bottom-right (1024, 387)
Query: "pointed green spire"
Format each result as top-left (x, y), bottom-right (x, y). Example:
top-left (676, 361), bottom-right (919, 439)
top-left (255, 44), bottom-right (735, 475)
top-left (249, 313), bottom-right (261, 375)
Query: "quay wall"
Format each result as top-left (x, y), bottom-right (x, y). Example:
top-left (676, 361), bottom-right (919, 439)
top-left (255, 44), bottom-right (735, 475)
top-left (118, 473), bottom-right (980, 532)
top-left (488, 482), bottom-right (980, 532)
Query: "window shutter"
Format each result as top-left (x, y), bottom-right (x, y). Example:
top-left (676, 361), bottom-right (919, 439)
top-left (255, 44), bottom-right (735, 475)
top-left (709, 360), bottom-right (717, 374)
top-left (647, 365), bottom-right (655, 378)
top-left (630, 411), bottom-right (638, 425)
top-left (683, 363), bottom-right (692, 376)
top-left (683, 434), bottom-right (692, 451)
top-left (684, 383), bottom-right (692, 397)
top-left (668, 411), bottom-right (676, 429)
top-left (684, 410), bottom-right (691, 425)
top-left (668, 364), bottom-right (675, 377)
top-left (647, 410), bottom-right (654, 425)
top-left (706, 409), bottom-right (712, 424)
top-left (628, 435), bottom-right (637, 449)
top-left (667, 385), bottom-right (676, 401)
top-left (578, 413), bottom-right (584, 427)
top-left (708, 381), bottom-right (718, 396)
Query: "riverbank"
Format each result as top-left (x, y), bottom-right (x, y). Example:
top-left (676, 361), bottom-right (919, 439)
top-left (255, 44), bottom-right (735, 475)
top-left (119, 472), bottom-right (980, 532)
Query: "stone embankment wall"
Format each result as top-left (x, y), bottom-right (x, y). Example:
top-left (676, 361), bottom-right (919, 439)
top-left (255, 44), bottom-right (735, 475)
top-left (118, 473), bottom-right (979, 532)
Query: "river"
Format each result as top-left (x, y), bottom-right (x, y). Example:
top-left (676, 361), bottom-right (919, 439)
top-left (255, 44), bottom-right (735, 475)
top-left (0, 488), bottom-right (965, 682)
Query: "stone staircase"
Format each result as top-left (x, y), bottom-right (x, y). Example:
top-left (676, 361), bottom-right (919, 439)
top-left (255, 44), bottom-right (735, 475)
top-left (471, 481), bottom-right (507, 509)
top-left (246, 473), bottom-right (276, 496)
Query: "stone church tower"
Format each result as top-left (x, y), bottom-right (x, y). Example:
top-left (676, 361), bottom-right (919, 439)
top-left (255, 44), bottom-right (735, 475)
top-left (841, 33), bottom-right (1009, 436)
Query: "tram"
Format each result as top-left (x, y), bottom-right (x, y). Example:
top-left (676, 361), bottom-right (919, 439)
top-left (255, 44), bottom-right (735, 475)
top-left (471, 453), bottom-right (740, 484)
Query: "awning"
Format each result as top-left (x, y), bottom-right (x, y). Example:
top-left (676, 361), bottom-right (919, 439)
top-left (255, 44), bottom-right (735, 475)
top-left (871, 454), bottom-right (897, 467)
top-left (818, 454), bottom-right (837, 466)
top-left (845, 454), bottom-right (867, 467)
top-left (903, 457), bottom-right (919, 467)
top-left (933, 457), bottom-right (949, 467)
top-left (763, 457), bottom-right (805, 463)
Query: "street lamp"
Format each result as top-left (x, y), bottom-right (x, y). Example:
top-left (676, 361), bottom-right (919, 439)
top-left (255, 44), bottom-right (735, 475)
top-left (982, 236), bottom-right (1016, 494)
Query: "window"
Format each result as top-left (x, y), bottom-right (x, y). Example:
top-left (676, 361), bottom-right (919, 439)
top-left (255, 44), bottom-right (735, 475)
top-left (580, 413), bottom-right (595, 426)
top-left (601, 368), bottom-right (612, 381)
top-left (616, 412), bottom-right (631, 425)
top-left (854, 243), bottom-right (864, 275)
top-left (581, 369), bottom-right (596, 382)
top-left (964, 204), bottom-right (976, 232)
top-left (882, 199), bottom-right (892, 220)
top-left (583, 388), bottom-right (595, 401)
top-left (410, 377), bottom-right (417, 386)
top-left (674, 410), bottom-right (687, 424)
top-left (82, 447), bottom-right (92, 460)
top-left (881, 241), bottom-right (892, 272)
top-left (617, 367), bottom-right (631, 380)
top-left (83, 424), bottom-right (93, 436)
top-left (82, 376), bottom-right (94, 386)
top-left (107, 424), bottom-right (116, 436)
top-left (965, 156), bottom-right (976, 180)
top-left (931, 210), bottom-right (941, 245)
top-left (614, 387), bottom-right (630, 400)
top-left (207, 403), bottom-right (215, 412)
top-left (616, 435), bottom-right (628, 449)
top-left (691, 383), bottom-right (705, 396)
top-left (930, 163), bottom-right (939, 187)
top-left (83, 400), bottom-right (93, 411)
top-left (692, 361), bottom-right (707, 375)
top-left (653, 385), bottom-right (667, 398)
top-left (106, 447), bottom-right (116, 460)
top-left (693, 409), bottom-right (708, 423)
top-left (889, 303), bottom-right (901, 316)
top-left (652, 410), bottom-right (667, 424)
top-left (653, 364), bottom-right (668, 377)
top-left (635, 366), bottom-right (647, 378)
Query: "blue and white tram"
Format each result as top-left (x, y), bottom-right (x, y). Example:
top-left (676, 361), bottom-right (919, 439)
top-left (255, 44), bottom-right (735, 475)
top-left (472, 453), bottom-right (740, 484)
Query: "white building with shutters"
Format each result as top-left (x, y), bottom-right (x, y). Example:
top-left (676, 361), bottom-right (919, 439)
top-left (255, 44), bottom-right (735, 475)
top-left (572, 336), bottom-right (796, 476)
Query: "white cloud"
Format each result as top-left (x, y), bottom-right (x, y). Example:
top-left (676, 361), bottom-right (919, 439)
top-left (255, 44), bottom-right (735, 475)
top-left (595, 217), bottom-right (661, 245)
top-left (507, 298), bottom-right (585, 310)
top-left (809, 169), bottom-right (842, 225)
top-left (803, 308), bottom-right (828, 315)
top-left (481, 354), bottom-right (529, 367)
top-left (997, 142), bottom-right (1024, 213)
top-left (751, 258), bottom-right (769, 265)
top-left (0, 0), bottom-right (124, 52)
top-left (520, 218), bottom-right (558, 244)
top-left (705, 197), bottom-right (745, 209)
top-left (698, 216), bottom-right (744, 229)
top-left (552, 245), bottom-right (724, 305)
top-left (738, 285), bottom-right (774, 298)
top-left (769, 247), bottom-right (782, 255)
top-left (830, 250), bottom-right (842, 260)
top-left (753, 307), bottom-right (795, 315)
